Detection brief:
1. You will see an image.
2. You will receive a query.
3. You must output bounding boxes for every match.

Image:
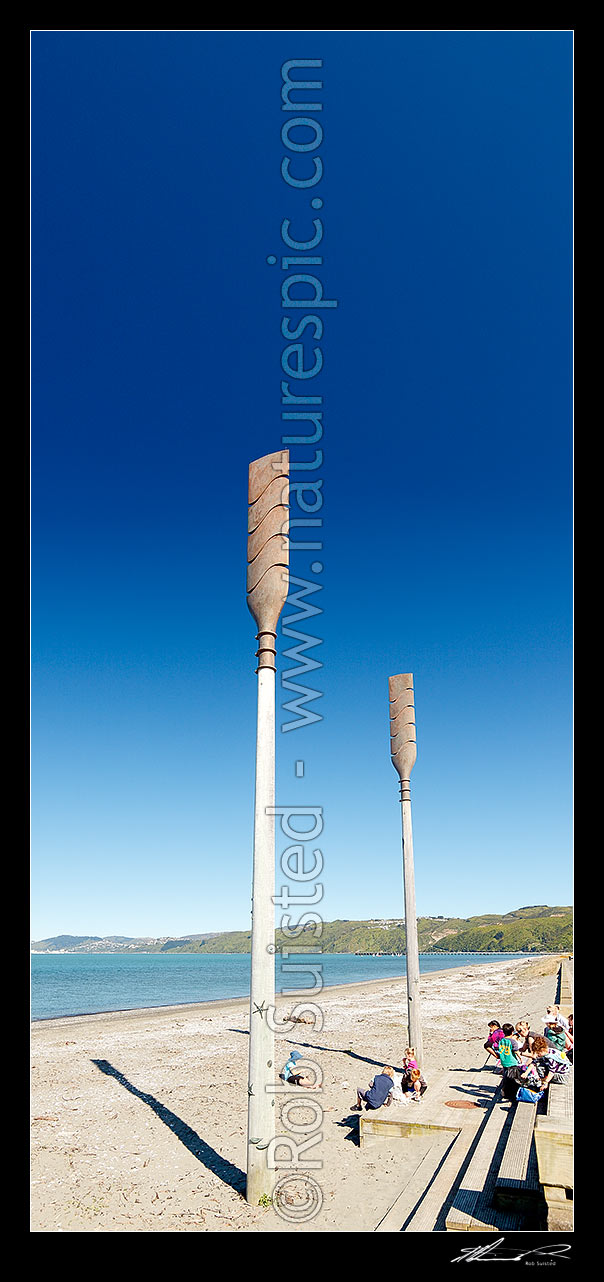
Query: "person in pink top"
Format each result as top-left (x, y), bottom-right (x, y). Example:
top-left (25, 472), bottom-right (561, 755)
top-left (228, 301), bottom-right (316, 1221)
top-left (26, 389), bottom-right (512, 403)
top-left (484, 1020), bottom-right (505, 1062)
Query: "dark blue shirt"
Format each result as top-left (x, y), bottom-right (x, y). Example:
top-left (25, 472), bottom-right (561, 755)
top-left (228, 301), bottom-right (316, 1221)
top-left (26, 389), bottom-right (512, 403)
top-left (366, 1074), bottom-right (393, 1108)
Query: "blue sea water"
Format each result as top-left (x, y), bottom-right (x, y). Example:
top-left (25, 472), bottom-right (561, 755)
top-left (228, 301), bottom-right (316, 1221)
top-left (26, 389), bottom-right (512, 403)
top-left (31, 951), bottom-right (531, 1021)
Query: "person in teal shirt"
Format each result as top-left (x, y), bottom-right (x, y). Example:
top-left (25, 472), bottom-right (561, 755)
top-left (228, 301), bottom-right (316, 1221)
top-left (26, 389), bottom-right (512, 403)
top-left (280, 1050), bottom-right (309, 1086)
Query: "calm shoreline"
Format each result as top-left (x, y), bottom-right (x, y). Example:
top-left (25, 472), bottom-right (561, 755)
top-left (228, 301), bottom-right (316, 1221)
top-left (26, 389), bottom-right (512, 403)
top-left (30, 953), bottom-right (554, 1027)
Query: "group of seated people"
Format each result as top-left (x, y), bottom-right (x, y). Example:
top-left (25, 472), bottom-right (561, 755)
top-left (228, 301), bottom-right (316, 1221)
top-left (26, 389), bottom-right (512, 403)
top-left (280, 1002), bottom-right (573, 1115)
top-left (484, 1004), bottom-right (573, 1102)
top-left (280, 1046), bottom-right (427, 1112)
top-left (352, 1048), bottom-right (427, 1112)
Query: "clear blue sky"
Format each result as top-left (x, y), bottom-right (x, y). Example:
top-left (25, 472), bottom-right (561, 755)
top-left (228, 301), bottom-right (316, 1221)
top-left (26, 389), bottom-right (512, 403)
top-left (31, 31), bottom-right (572, 940)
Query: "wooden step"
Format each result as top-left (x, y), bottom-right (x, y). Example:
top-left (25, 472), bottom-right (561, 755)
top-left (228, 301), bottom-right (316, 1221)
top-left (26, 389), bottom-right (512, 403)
top-left (534, 1116), bottom-right (573, 1196)
top-left (546, 1079), bottom-right (573, 1122)
top-left (558, 960), bottom-right (573, 1005)
top-left (445, 1093), bottom-right (526, 1231)
top-left (360, 1115), bottom-right (459, 1148)
top-left (539, 968), bottom-right (573, 1227)
top-left (535, 1115), bottom-right (572, 1138)
top-left (374, 1131), bottom-right (458, 1231)
top-left (398, 1129), bottom-right (478, 1232)
top-left (494, 1099), bottom-right (540, 1210)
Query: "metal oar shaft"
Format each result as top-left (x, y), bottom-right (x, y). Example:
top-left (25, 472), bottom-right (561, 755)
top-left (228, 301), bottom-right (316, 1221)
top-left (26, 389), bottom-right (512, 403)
top-left (246, 662), bottom-right (276, 1204)
top-left (389, 672), bottom-right (423, 1066)
top-left (399, 780), bottom-right (423, 1065)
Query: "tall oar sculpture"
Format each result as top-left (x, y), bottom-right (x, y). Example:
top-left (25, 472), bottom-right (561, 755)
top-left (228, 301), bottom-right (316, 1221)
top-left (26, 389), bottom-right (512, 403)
top-left (389, 672), bottom-right (423, 1066)
top-left (245, 449), bottom-right (289, 1205)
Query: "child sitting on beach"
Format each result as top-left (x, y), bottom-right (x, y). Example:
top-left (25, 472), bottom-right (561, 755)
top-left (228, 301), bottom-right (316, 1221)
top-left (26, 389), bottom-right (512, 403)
top-left (543, 1015), bottom-right (569, 1055)
top-left (498, 1024), bottom-right (521, 1069)
top-left (404, 1067), bottom-right (428, 1101)
top-left (402, 1047), bottom-right (418, 1072)
top-left (515, 1021), bottom-right (534, 1053)
top-left (527, 1035), bottom-right (572, 1086)
top-left (501, 1056), bottom-right (545, 1103)
top-left (484, 1020), bottom-right (505, 1061)
top-left (352, 1067), bottom-right (394, 1112)
top-left (280, 1050), bottom-right (311, 1087)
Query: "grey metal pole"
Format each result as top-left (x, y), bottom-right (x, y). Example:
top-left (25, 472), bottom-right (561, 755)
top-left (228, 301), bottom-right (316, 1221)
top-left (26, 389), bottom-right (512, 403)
top-left (389, 673), bottom-right (423, 1066)
top-left (245, 450), bottom-right (289, 1206)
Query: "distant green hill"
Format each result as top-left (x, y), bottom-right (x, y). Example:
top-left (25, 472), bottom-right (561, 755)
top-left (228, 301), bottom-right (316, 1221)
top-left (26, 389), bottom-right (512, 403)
top-left (31, 907), bottom-right (572, 955)
top-left (182, 908), bottom-right (571, 956)
top-left (32, 935), bottom-right (104, 948)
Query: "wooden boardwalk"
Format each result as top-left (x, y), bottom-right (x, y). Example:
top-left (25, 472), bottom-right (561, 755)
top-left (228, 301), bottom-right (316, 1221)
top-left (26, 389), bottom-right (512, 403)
top-left (367, 959), bottom-right (573, 1232)
top-left (494, 1099), bottom-right (541, 1211)
top-left (444, 1091), bottom-right (528, 1231)
top-left (534, 1058), bottom-right (574, 1229)
top-left (556, 958), bottom-right (573, 1020)
top-left (558, 958), bottom-right (573, 1005)
top-left (360, 1064), bottom-right (499, 1146)
top-left (365, 1060), bottom-right (530, 1232)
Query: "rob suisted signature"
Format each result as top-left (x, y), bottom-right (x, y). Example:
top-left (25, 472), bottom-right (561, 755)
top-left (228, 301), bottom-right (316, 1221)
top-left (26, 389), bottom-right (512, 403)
top-left (451, 1238), bottom-right (571, 1263)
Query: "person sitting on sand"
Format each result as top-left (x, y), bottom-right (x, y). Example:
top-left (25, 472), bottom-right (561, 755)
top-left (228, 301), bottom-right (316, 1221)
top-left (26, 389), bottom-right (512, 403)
top-left (352, 1066), bottom-right (394, 1111)
top-left (280, 1050), bottom-right (311, 1087)
top-left (402, 1046), bottom-right (418, 1072)
top-left (484, 1020), bottom-right (505, 1061)
top-left (403, 1067), bottom-right (428, 1101)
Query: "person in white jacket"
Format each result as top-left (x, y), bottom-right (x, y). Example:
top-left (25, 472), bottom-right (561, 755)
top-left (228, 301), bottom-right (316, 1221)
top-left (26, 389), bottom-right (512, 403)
top-left (387, 1070), bottom-right (409, 1105)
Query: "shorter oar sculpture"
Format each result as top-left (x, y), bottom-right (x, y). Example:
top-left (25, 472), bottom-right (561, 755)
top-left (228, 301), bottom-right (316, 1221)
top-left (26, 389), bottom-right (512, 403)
top-left (245, 449), bottom-right (289, 1205)
top-left (389, 672), bottom-right (423, 1066)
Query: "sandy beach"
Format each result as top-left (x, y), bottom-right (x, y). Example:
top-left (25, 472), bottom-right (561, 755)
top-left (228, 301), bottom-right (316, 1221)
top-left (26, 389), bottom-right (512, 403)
top-left (31, 953), bottom-right (564, 1232)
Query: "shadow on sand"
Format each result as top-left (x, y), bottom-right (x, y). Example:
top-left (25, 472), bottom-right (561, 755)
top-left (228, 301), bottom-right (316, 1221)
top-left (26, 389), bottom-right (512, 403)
top-left (334, 1112), bottom-right (362, 1145)
top-left (227, 1028), bottom-right (384, 1070)
top-left (91, 1058), bottom-right (245, 1194)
